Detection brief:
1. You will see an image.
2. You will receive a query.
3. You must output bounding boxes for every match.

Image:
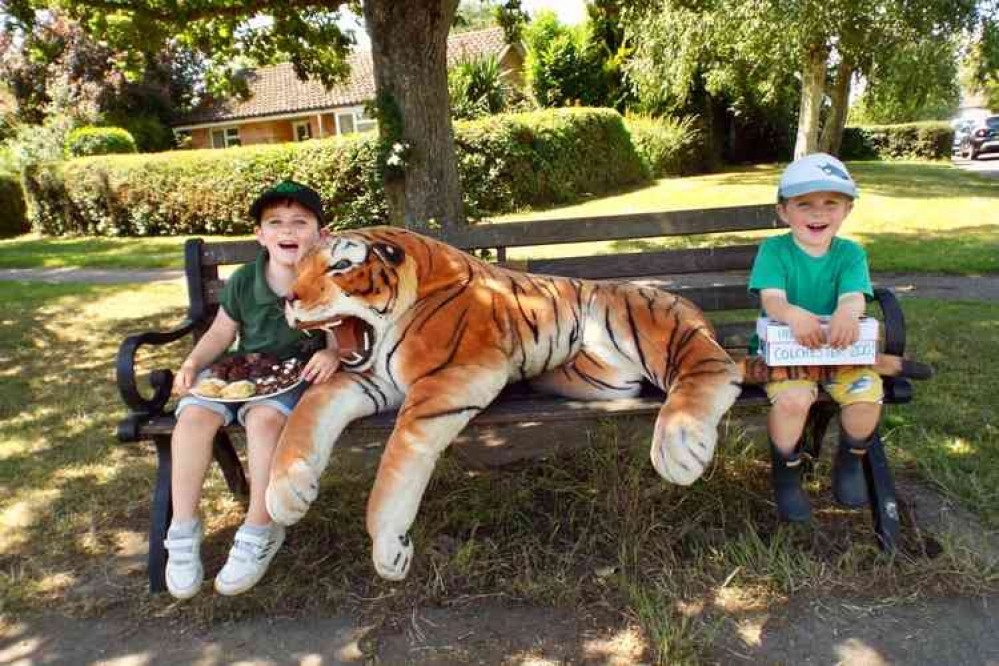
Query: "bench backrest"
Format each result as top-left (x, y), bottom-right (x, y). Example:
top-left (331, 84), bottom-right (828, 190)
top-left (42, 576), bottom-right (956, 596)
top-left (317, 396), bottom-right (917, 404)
top-left (184, 204), bottom-right (779, 344)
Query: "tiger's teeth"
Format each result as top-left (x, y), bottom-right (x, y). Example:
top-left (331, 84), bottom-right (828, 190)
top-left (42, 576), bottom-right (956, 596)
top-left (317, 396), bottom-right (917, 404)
top-left (348, 352), bottom-right (364, 363)
top-left (362, 331), bottom-right (371, 350)
top-left (331, 320), bottom-right (344, 328)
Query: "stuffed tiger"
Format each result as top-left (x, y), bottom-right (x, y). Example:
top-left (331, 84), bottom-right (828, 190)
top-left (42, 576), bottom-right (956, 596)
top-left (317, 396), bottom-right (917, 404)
top-left (265, 227), bottom-right (928, 581)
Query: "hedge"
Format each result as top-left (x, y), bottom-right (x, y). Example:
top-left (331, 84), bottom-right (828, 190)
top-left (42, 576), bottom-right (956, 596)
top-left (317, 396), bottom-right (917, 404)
top-left (64, 126), bottom-right (138, 158)
top-left (0, 172), bottom-right (28, 238)
top-left (624, 114), bottom-right (706, 177)
top-left (840, 122), bottom-right (953, 161)
top-left (24, 108), bottom-right (649, 236)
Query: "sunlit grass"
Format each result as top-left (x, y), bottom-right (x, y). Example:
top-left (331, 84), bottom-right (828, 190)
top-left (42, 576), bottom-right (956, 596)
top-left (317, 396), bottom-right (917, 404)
top-left (2, 161), bottom-right (996, 275)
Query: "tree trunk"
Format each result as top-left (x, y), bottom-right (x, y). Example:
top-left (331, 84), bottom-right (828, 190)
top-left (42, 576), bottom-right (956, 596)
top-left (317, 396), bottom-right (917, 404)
top-left (364, 0), bottom-right (465, 231)
top-left (820, 57), bottom-right (853, 157)
top-left (793, 43), bottom-right (829, 159)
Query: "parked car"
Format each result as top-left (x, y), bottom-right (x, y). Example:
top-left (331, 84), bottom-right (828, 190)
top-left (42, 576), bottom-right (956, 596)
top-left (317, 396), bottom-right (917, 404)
top-left (958, 115), bottom-right (999, 160)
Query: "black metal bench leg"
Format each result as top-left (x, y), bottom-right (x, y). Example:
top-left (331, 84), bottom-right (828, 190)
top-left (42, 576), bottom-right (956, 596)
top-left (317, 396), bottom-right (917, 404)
top-left (213, 430), bottom-right (249, 496)
top-left (863, 433), bottom-right (900, 554)
top-left (149, 435), bottom-right (173, 593)
top-left (801, 402), bottom-right (836, 480)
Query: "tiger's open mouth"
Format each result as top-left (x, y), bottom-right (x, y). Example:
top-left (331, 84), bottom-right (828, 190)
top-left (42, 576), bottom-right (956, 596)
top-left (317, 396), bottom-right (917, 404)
top-left (299, 316), bottom-right (376, 370)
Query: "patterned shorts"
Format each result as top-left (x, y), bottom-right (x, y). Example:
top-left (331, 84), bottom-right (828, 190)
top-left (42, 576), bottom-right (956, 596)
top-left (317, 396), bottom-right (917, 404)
top-left (765, 367), bottom-right (884, 406)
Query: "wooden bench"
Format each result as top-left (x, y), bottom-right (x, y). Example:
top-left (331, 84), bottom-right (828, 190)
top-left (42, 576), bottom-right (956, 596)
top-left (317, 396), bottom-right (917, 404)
top-left (116, 203), bottom-right (915, 593)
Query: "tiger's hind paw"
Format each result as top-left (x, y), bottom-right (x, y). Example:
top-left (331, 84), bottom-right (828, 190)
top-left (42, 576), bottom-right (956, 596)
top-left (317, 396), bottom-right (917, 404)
top-left (372, 531), bottom-right (414, 581)
top-left (650, 414), bottom-right (717, 486)
top-left (266, 459), bottom-right (320, 526)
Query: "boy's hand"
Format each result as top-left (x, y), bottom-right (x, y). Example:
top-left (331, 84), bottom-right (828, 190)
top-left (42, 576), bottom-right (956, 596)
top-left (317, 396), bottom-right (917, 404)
top-left (302, 349), bottom-right (340, 384)
top-left (172, 360), bottom-right (199, 396)
top-left (787, 310), bottom-right (825, 349)
top-left (828, 307), bottom-right (860, 349)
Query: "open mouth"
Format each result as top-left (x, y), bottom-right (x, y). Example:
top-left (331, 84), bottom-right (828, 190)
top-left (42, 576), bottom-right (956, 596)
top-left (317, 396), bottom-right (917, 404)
top-left (805, 223), bottom-right (829, 232)
top-left (299, 316), bottom-right (376, 369)
top-left (277, 241), bottom-right (300, 251)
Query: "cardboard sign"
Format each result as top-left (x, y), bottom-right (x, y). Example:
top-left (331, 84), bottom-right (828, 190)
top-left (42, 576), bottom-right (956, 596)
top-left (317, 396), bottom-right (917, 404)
top-left (757, 316), bottom-right (879, 366)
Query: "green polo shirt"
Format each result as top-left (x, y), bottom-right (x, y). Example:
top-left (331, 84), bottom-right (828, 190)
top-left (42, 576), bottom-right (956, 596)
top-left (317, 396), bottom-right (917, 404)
top-left (219, 250), bottom-right (312, 360)
top-left (747, 233), bottom-right (872, 353)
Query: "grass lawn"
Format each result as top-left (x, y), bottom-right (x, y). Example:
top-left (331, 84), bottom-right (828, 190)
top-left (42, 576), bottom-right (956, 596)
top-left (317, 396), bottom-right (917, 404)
top-left (498, 161), bottom-right (999, 275)
top-left (0, 161), bottom-right (995, 275)
top-left (1, 279), bottom-right (996, 662)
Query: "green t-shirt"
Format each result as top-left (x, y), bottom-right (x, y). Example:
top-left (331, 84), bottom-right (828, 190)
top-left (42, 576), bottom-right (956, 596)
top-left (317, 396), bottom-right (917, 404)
top-left (219, 250), bottom-right (313, 360)
top-left (747, 233), bottom-right (873, 353)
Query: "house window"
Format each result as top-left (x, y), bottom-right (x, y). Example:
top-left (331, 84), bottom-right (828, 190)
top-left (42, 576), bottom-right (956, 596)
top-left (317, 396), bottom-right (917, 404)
top-left (210, 127), bottom-right (241, 149)
top-left (293, 120), bottom-right (312, 142)
top-left (335, 107), bottom-right (377, 135)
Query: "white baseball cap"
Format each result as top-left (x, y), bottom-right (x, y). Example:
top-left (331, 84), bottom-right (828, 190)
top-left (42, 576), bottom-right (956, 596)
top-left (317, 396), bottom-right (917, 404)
top-left (778, 152), bottom-right (858, 201)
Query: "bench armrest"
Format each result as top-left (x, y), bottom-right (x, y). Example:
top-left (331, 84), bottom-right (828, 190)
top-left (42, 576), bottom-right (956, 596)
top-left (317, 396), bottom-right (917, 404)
top-left (872, 287), bottom-right (905, 356)
top-left (115, 319), bottom-right (198, 420)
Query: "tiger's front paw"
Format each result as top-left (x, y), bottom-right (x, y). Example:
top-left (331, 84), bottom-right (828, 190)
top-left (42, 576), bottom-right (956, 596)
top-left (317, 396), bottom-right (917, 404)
top-left (651, 414), bottom-right (717, 486)
top-left (372, 531), bottom-right (414, 581)
top-left (265, 459), bottom-right (320, 526)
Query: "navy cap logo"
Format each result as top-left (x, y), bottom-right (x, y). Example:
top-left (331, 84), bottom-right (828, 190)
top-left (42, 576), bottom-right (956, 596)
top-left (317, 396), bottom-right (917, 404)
top-left (819, 161), bottom-right (851, 181)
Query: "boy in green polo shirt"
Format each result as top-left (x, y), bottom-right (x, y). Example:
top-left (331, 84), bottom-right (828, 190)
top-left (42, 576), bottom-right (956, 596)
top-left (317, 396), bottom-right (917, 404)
top-left (749, 154), bottom-right (882, 524)
top-left (166, 181), bottom-right (340, 599)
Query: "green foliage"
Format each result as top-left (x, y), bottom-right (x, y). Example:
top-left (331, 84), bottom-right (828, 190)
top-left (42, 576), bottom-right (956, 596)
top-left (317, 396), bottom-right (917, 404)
top-left (840, 122), bottom-right (953, 161)
top-left (850, 36), bottom-right (961, 124)
top-left (448, 55), bottom-right (510, 120)
top-left (523, 12), bottom-right (618, 108)
top-left (624, 115), bottom-right (705, 176)
top-left (23, 108), bottom-right (648, 236)
top-left (64, 127), bottom-right (138, 157)
top-left (0, 172), bottom-right (29, 238)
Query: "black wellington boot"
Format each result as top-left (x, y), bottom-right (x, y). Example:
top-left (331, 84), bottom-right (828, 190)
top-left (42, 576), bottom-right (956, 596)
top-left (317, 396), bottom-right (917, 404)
top-left (770, 442), bottom-right (811, 523)
top-left (832, 432), bottom-right (874, 508)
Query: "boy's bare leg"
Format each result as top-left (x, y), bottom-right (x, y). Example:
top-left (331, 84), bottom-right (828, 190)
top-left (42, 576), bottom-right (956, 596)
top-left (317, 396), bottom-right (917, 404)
top-left (768, 387), bottom-right (816, 455)
top-left (171, 406), bottom-right (225, 522)
top-left (839, 402), bottom-right (881, 442)
top-left (242, 406), bottom-right (286, 526)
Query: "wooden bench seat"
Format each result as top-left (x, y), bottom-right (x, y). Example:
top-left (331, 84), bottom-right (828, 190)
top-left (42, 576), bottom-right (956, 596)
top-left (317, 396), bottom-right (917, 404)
top-left (115, 203), bottom-right (915, 592)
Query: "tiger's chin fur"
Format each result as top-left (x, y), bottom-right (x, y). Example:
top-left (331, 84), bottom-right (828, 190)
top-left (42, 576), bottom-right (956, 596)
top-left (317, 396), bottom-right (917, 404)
top-left (265, 226), bottom-right (927, 581)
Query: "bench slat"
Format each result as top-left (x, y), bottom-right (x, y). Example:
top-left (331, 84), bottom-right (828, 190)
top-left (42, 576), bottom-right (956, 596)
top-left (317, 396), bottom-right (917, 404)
top-left (504, 244), bottom-right (758, 279)
top-left (434, 204), bottom-right (777, 250)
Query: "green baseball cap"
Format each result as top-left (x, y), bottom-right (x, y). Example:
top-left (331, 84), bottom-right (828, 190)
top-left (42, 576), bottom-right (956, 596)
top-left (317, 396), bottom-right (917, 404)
top-left (249, 180), bottom-right (325, 224)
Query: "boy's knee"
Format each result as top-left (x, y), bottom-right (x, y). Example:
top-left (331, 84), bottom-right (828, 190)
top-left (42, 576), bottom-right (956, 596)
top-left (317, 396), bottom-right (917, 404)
top-left (772, 388), bottom-right (816, 416)
top-left (177, 404), bottom-right (225, 429)
top-left (243, 405), bottom-right (287, 432)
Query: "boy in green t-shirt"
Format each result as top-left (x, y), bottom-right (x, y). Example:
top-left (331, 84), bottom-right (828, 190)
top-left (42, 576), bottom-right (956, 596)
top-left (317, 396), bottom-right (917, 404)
top-left (748, 153), bottom-right (882, 523)
top-left (166, 181), bottom-right (341, 599)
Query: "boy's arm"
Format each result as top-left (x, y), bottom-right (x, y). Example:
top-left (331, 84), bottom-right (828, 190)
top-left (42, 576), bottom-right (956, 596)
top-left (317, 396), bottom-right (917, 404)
top-left (828, 292), bottom-right (865, 348)
top-left (172, 309), bottom-right (239, 394)
top-left (760, 289), bottom-right (825, 349)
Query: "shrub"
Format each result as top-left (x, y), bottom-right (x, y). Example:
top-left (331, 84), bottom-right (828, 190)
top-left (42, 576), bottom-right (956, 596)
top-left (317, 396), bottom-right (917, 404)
top-left (0, 172), bottom-right (28, 238)
top-left (64, 127), bottom-right (138, 158)
top-left (624, 114), bottom-right (706, 177)
top-left (23, 108), bottom-right (649, 236)
top-left (840, 122), bottom-right (953, 161)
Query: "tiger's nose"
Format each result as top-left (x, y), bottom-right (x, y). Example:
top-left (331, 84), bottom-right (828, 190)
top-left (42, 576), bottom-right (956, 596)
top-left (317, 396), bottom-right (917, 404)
top-left (284, 291), bottom-right (298, 306)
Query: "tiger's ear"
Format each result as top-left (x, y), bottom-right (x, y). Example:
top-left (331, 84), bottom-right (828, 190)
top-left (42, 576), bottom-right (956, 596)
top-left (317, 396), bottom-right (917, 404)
top-left (372, 242), bottom-right (405, 266)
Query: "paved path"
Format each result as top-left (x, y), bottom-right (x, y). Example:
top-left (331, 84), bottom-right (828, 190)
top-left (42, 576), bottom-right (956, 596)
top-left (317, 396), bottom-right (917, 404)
top-left (952, 153), bottom-right (999, 178)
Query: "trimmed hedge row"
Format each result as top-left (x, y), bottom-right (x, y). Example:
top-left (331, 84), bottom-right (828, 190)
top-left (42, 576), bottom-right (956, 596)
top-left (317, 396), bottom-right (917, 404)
top-left (0, 172), bottom-right (28, 239)
top-left (840, 122), bottom-right (953, 161)
top-left (24, 108), bottom-right (649, 236)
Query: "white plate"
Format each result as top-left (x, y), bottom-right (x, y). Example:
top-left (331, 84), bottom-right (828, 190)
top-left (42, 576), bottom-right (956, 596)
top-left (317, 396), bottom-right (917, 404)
top-left (190, 377), bottom-right (305, 403)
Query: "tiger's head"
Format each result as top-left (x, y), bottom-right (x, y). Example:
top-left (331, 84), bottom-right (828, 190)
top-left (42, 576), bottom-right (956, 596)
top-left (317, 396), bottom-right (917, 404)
top-left (285, 229), bottom-right (418, 372)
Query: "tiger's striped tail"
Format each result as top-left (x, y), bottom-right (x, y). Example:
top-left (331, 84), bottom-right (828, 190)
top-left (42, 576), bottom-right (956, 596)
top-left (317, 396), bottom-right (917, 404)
top-left (738, 354), bottom-right (933, 385)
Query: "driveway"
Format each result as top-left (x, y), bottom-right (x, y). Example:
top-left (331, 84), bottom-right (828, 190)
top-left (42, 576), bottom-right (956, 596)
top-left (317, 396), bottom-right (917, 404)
top-left (952, 154), bottom-right (999, 178)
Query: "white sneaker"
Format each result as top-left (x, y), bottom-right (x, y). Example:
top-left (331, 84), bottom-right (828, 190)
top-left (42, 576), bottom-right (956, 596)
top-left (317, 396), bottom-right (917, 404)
top-left (214, 523), bottom-right (286, 596)
top-left (164, 521), bottom-right (204, 600)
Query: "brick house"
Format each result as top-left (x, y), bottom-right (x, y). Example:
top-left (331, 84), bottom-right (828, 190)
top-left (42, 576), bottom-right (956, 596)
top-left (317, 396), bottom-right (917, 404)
top-left (173, 27), bottom-right (526, 149)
